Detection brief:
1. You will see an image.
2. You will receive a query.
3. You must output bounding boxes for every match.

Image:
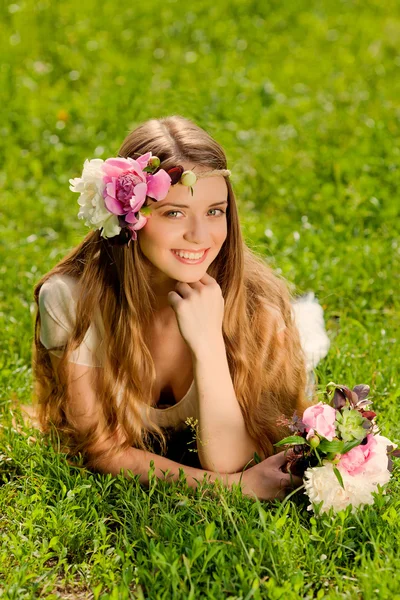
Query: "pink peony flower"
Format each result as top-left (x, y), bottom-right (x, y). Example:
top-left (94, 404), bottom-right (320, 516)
top-left (306, 428), bottom-right (316, 440)
top-left (146, 169), bottom-right (173, 201)
top-left (302, 402), bottom-right (337, 441)
top-left (338, 434), bottom-right (377, 476)
top-left (101, 155), bottom-right (171, 223)
top-left (127, 213), bottom-right (148, 240)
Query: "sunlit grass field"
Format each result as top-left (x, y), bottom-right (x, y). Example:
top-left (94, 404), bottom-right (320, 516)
top-left (1, 0), bottom-right (400, 597)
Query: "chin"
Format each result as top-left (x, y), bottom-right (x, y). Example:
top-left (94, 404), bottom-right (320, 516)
top-left (186, 275), bottom-right (206, 283)
top-left (176, 271), bottom-right (206, 281)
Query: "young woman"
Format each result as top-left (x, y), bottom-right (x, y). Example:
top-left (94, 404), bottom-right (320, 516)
top-left (30, 115), bottom-right (330, 501)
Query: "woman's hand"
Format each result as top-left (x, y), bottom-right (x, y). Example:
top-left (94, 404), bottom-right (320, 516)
top-left (234, 451), bottom-right (304, 502)
top-left (167, 273), bottom-right (225, 354)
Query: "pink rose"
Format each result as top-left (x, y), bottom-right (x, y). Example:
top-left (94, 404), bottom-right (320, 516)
top-left (302, 402), bottom-right (337, 442)
top-left (338, 434), bottom-right (377, 476)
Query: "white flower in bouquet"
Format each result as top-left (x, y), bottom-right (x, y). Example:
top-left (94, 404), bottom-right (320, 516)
top-left (303, 434), bottom-right (395, 514)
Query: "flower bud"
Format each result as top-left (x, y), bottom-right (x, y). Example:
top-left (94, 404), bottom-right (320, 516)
top-left (140, 205), bottom-right (152, 216)
top-left (181, 170), bottom-right (197, 187)
top-left (308, 435), bottom-right (320, 448)
top-left (332, 454), bottom-right (341, 464)
top-left (148, 156), bottom-right (160, 169)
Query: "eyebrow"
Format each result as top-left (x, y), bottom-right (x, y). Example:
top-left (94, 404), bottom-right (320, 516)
top-left (154, 200), bottom-right (228, 209)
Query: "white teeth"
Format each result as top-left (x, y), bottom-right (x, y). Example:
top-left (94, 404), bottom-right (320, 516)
top-left (173, 250), bottom-right (205, 260)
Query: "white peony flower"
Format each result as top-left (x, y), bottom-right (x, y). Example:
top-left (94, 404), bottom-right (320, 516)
top-left (69, 158), bottom-right (121, 237)
top-left (100, 214), bottom-right (122, 238)
top-left (304, 434), bottom-right (397, 514)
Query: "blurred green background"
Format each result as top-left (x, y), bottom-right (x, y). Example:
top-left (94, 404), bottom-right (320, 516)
top-left (1, 0), bottom-right (400, 597)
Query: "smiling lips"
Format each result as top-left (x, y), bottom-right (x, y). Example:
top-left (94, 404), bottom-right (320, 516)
top-left (171, 248), bottom-right (209, 264)
top-left (171, 248), bottom-right (209, 252)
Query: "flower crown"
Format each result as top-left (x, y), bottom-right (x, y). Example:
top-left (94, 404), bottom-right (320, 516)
top-left (69, 152), bottom-right (231, 246)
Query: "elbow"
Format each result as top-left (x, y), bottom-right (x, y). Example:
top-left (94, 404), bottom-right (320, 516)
top-left (86, 449), bottom-right (113, 474)
top-left (86, 426), bottom-right (130, 475)
top-left (197, 437), bottom-right (261, 474)
top-left (88, 444), bottom-right (142, 478)
top-left (88, 449), bottom-right (124, 476)
top-left (201, 463), bottom-right (237, 475)
top-left (198, 455), bottom-right (252, 475)
top-left (86, 443), bottom-right (125, 476)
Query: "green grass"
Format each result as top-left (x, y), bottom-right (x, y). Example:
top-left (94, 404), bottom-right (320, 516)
top-left (1, 0), bottom-right (400, 597)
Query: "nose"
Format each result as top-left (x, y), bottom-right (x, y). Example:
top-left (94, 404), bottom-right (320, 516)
top-left (182, 216), bottom-right (210, 246)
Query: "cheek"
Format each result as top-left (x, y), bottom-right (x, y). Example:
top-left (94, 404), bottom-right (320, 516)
top-left (138, 221), bottom-right (159, 253)
top-left (218, 222), bottom-right (228, 241)
top-left (142, 217), bottom-right (176, 247)
top-left (141, 216), bottom-right (164, 238)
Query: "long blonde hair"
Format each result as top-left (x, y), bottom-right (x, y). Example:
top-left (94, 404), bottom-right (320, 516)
top-left (32, 115), bottom-right (309, 467)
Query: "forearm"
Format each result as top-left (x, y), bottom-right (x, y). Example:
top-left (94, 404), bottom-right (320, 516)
top-left (92, 445), bottom-right (238, 491)
top-left (192, 336), bottom-right (258, 474)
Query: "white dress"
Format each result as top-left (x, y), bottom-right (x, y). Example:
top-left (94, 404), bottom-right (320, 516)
top-left (38, 274), bottom-right (331, 431)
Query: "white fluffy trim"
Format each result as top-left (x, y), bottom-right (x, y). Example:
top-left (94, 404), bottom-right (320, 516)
top-left (291, 292), bottom-right (331, 372)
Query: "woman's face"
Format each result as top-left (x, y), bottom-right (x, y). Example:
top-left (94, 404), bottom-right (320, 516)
top-left (138, 163), bottom-right (228, 286)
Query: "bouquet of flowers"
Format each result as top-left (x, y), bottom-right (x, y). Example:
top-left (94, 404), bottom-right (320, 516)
top-left (276, 383), bottom-right (399, 514)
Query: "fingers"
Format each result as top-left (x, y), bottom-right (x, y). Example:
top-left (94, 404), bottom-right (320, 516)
top-left (199, 273), bottom-right (215, 283)
top-left (277, 489), bottom-right (287, 501)
top-left (167, 290), bottom-right (183, 308)
top-left (267, 450), bottom-right (289, 468)
top-left (189, 281), bottom-right (203, 291)
top-left (268, 452), bottom-right (303, 489)
top-left (175, 279), bottom-right (213, 292)
top-left (281, 473), bottom-right (303, 489)
top-left (174, 281), bottom-right (192, 297)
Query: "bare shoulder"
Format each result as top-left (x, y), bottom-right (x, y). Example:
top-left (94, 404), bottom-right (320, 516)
top-left (49, 353), bottom-right (100, 422)
top-left (48, 353), bottom-right (126, 452)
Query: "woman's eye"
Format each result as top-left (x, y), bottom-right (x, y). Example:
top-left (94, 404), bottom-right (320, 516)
top-left (165, 209), bottom-right (226, 218)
